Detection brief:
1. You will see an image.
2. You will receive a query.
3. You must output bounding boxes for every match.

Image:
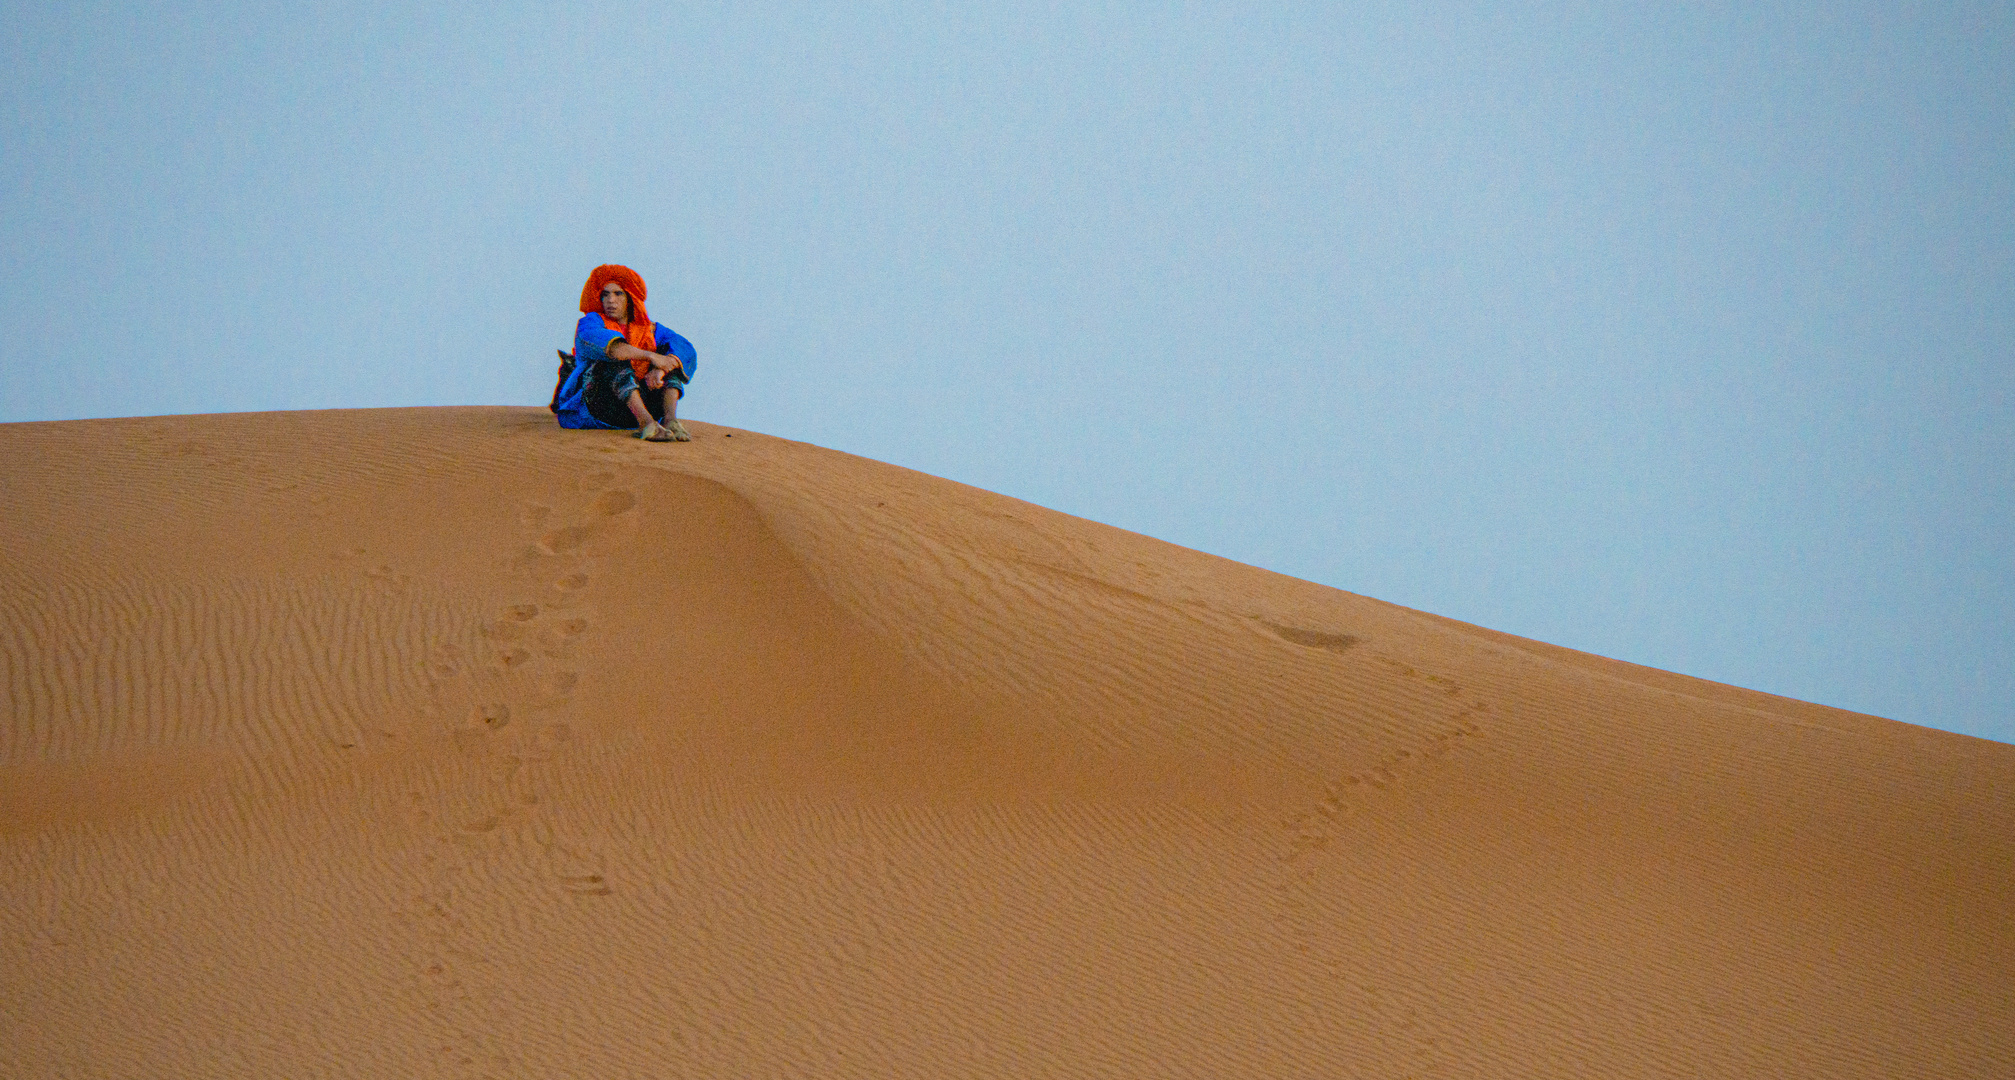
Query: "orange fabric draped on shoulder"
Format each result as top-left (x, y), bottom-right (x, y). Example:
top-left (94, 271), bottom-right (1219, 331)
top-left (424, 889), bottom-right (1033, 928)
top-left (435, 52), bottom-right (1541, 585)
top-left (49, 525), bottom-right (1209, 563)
top-left (579, 264), bottom-right (658, 375)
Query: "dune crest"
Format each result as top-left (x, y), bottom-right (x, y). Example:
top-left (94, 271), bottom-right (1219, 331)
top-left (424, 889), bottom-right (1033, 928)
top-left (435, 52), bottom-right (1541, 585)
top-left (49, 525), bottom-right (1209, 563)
top-left (4, 407), bottom-right (2009, 1078)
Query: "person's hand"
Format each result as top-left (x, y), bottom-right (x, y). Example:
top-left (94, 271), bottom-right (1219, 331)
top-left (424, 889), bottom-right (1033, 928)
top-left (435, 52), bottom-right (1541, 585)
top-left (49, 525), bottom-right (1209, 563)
top-left (650, 353), bottom-right (684, 377)
top-left (644, 368), bottom-right (666, 390)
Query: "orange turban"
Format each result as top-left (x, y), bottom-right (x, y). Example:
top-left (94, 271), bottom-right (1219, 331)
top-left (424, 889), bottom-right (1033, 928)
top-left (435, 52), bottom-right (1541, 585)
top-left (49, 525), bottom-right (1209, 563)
top-left (579, 264), bottom-right (657, 374)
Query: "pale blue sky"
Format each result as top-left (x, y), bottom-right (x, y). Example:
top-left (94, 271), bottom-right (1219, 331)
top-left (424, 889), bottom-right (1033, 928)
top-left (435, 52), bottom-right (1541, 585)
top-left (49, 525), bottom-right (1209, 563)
top-left (5, 2), bottom-right (2009, 741)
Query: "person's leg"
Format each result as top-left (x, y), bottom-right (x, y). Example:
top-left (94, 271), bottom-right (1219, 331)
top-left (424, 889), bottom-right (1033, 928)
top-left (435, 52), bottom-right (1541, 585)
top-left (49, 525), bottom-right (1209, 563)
top-left (623, 389), bottom-right (659, 430)
top-left (659, 386), bottom-right (690, 440)
top-left (668, 386), bottom-right (693, 441)
top-left (628, 390), bottom-right (678, 441)
top-left (611, 366), bottom-right (672, 440)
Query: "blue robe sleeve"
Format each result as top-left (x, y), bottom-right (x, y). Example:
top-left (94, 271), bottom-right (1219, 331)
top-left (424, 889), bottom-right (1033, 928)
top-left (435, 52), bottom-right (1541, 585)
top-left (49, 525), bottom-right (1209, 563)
top-left (654, 323), bottom-right (698, 380)
top-left (574, 314), bottom-right (623, 364)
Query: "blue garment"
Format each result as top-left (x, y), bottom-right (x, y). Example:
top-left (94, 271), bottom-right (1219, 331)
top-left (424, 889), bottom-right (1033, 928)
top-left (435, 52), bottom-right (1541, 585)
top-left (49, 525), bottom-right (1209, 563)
top-left (553, 313), bottom-right (698, 430)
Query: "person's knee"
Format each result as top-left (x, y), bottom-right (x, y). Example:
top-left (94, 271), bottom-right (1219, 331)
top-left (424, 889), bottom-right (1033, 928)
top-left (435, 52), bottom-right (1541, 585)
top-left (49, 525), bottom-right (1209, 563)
top-left (609, 367), bottom-right (642, 402)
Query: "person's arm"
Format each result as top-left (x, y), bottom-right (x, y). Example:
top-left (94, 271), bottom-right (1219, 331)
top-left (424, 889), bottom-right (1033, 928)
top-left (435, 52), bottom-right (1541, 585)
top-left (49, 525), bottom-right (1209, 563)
top-left (574, 316), bottom-right (623, 363)
top-left (608, 339), bottom-right (684, 376)
top-left (658, 325), bottom-right (697, 380)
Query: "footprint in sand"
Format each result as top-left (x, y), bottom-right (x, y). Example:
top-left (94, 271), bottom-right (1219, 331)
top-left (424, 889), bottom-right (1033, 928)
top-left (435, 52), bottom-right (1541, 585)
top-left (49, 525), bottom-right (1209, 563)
top-left (429, 644), bottom-right (463, 678)
top-left (543, 671), bottom-right (579, 694)
top-left (539, 621), bottom-right (585, 658)
top-left (1263, 621), bottom-right (1360, 654)
top-left (537, 525), bottom-right (593, 555)
top-left (592, 489), bottom-right (636, 516)
top-left (554, 572), bottom-right (589, 592)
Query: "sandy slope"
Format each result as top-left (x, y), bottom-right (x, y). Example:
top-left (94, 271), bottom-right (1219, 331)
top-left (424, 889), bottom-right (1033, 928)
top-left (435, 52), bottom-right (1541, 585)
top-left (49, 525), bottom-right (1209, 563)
top-left (2, 406), bottom-right (2008, 1078)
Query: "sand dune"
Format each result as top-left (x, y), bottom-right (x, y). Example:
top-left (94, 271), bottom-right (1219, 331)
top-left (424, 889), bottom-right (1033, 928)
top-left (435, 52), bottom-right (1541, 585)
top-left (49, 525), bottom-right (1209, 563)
top-left (3, 406), bottom-right (2008, 1078)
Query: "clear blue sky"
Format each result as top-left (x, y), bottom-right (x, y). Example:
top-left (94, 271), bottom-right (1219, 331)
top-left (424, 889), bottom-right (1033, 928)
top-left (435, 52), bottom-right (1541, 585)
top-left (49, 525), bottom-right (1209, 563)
top-left (5, 2), bottom-right (2010, 742)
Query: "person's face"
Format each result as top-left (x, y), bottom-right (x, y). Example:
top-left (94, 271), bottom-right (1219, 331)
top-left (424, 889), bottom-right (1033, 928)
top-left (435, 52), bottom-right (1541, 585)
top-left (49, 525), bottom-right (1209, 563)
top-left (600, 283), bottom-right (631, 322)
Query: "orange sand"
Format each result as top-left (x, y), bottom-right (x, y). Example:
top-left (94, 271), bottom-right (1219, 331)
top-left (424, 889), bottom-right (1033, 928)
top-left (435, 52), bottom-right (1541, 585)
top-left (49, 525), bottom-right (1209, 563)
top-left (3, 407), bottom-right (2009, 1077)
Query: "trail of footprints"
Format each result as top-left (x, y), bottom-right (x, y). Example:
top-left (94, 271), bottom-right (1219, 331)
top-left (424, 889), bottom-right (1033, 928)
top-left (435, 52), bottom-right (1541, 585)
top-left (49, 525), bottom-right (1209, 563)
top-left (1281, 655), bottom-right (1490, 868)
top-left (1272, 653), bottom-right (1491, 955)
top-left (402, 473), bottom-right (638, 1070)
top-left (1269, 653), bottom-right (1490, 1076)
top-left (431, 472), bottom-right (643, 885)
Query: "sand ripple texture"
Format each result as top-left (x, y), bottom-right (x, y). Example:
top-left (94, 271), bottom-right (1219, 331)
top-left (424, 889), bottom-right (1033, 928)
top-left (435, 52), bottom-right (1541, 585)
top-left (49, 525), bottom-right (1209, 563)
top-left (2, 407), bottom-right (2009, 1079)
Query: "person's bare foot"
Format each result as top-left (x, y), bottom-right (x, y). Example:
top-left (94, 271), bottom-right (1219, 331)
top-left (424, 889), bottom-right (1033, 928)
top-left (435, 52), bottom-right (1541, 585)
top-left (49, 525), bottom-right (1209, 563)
top-left (663, 419), bottom-right (692, 442)
top-left (636, 421), bottom-right (675, 442)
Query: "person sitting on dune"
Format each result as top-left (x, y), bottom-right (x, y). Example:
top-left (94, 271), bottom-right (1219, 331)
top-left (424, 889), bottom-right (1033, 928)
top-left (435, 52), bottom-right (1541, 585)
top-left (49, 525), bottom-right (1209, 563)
top-left (550, 264), bottom-right (699, 441)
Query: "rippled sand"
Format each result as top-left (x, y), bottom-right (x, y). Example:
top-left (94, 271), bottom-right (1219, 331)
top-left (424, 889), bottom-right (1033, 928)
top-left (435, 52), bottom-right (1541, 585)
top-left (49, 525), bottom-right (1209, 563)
top-left (4, 407), bottom-right (2008, 1077)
